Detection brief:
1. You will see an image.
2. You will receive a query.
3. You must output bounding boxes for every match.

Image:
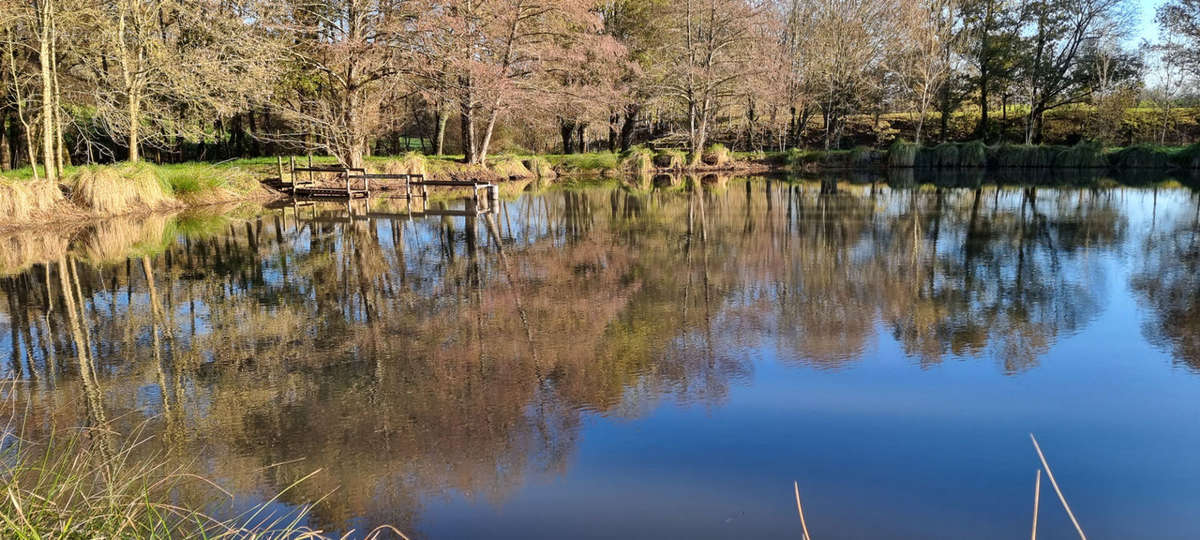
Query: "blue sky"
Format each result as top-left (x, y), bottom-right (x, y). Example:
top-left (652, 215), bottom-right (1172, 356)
top-left (1135, 0), bottom-right (1166, 43)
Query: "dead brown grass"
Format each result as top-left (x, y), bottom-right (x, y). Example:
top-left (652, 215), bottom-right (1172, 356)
top-left (69, 164), bottom-right (178, 215)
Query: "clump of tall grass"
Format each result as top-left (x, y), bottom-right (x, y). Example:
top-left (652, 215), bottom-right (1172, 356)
top-left (848, 146), bottom-right (879, 168)
top-left (490, 156), bottom-right (533, 179)
top-left (372, 152), bottom-right (429, 178)
top-left (0, 413), bottom-right (406, 539)
top-left (521, 156), bottom-right (557, 180)
top-left (1054, 142), bottom-right (1107, 169)
top-left (157, 163), bottom-right (260, 203)
top-left (69, 163), bottom-right (178, 215)
top-left (653, 149), bottom-right (687, 170)
top-left (1112, 144), bottom-right (1171, 169)
top-left (991, 144), bottom-right (1056, 168)
top-left (701, 143), bottom-right (733, 167)
top-left (621, 147), bottom-right (656, 175)
top-left (914, 146), bottom-right (938, 168)
top-left (959, 141), bottom-right (988, 168)
top-left (887, 140), bottom-right (919, 168)
top-left (932, 142), bottom-right (960, 168)
top-left (0, 178), bottom-right (64, 222)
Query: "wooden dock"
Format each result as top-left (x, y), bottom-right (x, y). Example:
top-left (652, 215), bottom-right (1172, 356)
top-left (267, 155), bottom-right (498, 207)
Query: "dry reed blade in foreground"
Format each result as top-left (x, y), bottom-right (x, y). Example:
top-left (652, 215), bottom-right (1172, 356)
top-left (793, 480), bottom-right (811, 540)
top-left (1031, 469), bottom-right (1041, 540)
top-left (1030, 433), bottom-right (1086, 540)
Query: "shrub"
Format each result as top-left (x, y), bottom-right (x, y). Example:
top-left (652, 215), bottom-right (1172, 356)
top-left (887, 140), bottom-right (919, 167)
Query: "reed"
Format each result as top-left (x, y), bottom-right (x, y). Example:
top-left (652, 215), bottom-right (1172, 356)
top-left (1029, 433), bottom-right (1086, 540)
top-left (793, 481), bottom-right (811, 540)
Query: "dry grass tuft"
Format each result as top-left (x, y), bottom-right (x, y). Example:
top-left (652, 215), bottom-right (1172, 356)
top-left (522, 156), bottom-right (557, 180)
top-left (653, 149), bottom-right (687, 170)
top-left (702, 144), bottom-right (733, 167)
top-left (491, 157), bottom-right (533, 178)
top-left (69, 163), bottom-right (178, 215)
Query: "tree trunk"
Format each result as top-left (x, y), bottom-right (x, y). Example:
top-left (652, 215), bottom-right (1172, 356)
top-left (435, 104), bottom-right (448, 155)
top-left (559, 118), bottom-right (574, 154)
top-left (575, 122), bottom-right (586, 154)
top-left (0, 110), bottom-right (10, 170)
top-left (618, 104), bottom-right (639, 152)
top-left (477, 102), bottom-right (500, 166)
top-left (460, 96), bottom-right (476, 165)
top-left (607, 112), bottom-right (618, 152)
top-left (38, 0), bottom-right (57, 180)
top-left (127, 91), bottom-right (140, 162)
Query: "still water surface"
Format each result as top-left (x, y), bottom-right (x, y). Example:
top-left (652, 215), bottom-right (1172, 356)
top-left (3, 176), bottom-right (1200, 539)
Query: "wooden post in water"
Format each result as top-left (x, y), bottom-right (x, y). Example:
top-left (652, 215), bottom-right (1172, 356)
top-left (276, 156), bottom-right (284, 182)
top-left (307, 154), bottom-right (314, 185)
top-left (289, 156), bottom-right (296, 185)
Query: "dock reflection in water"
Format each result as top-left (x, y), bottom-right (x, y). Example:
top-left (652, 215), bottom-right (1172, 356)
top-left (2, 176), bottom-right (1199, 539)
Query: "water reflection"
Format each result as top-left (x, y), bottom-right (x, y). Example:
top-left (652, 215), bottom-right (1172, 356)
top-left (0, 176), bottom-right (1196, 536)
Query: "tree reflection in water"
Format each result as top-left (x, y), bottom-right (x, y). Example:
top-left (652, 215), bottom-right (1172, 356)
top-left (0, 177), bottom-right (1183, 535)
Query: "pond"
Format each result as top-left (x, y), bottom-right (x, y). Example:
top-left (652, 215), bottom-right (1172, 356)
top-left (2, 175), bottom-right (1200, 539)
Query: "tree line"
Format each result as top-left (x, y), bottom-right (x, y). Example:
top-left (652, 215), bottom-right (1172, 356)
top-left (1, 0), bottom-right (1198, 177)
